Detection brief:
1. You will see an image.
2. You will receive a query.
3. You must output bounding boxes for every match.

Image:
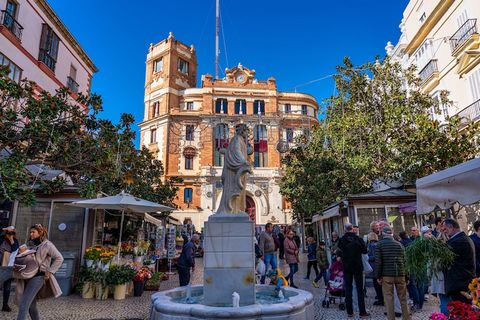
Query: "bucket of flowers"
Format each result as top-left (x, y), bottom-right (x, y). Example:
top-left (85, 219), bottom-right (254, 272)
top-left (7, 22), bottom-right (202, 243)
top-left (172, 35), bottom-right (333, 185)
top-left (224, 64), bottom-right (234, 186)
top-left (121, 242), bottom-right (134, 259)
top-left (99, 247), bottom-right (115, 270)
top-left (133, 240), bottom-right (151, 264)
top-left (132, 266), bottom-right (153, 297)
top-left (84, 247), bottom-right (101, 268)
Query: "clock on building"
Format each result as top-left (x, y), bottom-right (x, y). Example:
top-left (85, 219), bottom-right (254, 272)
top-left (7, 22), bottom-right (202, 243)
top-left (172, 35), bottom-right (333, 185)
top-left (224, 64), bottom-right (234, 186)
top-left (236, 73), bottom-right (246, 83)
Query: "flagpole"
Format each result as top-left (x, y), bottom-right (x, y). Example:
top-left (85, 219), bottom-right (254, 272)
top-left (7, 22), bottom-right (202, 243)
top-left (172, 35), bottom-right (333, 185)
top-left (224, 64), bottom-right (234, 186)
top-left (215, 0), bottom-right (220, 79)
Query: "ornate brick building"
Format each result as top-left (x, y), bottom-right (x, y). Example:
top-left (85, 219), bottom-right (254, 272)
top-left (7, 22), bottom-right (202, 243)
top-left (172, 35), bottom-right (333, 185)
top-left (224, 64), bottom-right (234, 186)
top-left (139, 33), bottom-right (318, 229)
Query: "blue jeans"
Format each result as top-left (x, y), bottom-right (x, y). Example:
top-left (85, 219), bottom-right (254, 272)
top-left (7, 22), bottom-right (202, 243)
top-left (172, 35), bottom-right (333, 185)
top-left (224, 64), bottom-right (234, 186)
top-left (314, 268), bottom-right (328, 285)
top-left (17, 275), bottom-right (44, 320)
top-left (286, 263), bottom-right (299, 286)
top-left (439, 293), bottom-right (450, 315)
top-left (408, 279), bottom-right (425, 309)
top-left (260, 253), bottom-right (277, 284)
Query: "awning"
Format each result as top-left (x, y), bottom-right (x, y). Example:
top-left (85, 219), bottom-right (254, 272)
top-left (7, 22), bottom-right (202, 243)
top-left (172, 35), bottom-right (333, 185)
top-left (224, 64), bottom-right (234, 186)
top-left (416, 157), bottom-right (480, 214)
top-left (399, 202), bottom-right (416, 214)
top-left (144, 213), bottom-right (162, 226)
top-left (312, 204), bottom-right (340, 222)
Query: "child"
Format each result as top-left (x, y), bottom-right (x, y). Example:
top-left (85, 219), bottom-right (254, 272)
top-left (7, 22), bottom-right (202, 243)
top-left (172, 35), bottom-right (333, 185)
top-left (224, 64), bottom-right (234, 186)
top-left (312, 240), bottom-right (329, 288)
top-left (13, 245), bottom-right (38, 280)
top-left (267, 268), bottom-right (289, 297)
top-left (328, 255), bottom-right (344, 290)
top-left (304, 237), bottom-right (319, 281)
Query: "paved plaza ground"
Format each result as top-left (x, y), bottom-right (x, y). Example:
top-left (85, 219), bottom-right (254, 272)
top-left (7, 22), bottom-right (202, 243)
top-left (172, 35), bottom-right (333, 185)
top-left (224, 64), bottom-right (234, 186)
top-left (0, 254), bottom-right (439, 320)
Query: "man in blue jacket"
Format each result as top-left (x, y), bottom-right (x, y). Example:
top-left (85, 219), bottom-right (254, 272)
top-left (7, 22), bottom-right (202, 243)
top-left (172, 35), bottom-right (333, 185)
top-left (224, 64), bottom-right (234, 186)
top-left (469, 220), bottom-right (480, 277)
top-left (177, 234), bottom-right (200, 286)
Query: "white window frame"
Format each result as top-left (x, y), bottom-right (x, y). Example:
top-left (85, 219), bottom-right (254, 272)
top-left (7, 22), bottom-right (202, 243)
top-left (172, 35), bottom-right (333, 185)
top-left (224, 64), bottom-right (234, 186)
top-left (153, 57), bottom-right (163, 73)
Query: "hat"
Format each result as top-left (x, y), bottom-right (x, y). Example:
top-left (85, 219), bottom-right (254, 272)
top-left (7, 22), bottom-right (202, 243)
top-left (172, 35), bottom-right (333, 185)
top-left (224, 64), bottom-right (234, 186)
top-left (319, 241), bottom-right (326, 245)
top-left (2, 226), bottom-right (15, 232)
top-left (382, 226), bottom-right (393, 235)
top-left (421, 226), bottom-right (431, 234)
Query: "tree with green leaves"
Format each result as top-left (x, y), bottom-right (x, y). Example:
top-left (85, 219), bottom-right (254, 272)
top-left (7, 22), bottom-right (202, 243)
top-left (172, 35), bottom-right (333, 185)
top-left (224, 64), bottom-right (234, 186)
top-left (280, 57), bottom-right (479, 220)
top-left (0, 66), bottom-right (180, 207)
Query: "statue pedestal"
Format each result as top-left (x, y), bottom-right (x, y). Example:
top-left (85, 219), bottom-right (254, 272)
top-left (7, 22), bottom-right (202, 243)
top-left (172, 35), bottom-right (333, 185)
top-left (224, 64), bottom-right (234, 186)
top-left (203, 213), bottom-right (255, 306)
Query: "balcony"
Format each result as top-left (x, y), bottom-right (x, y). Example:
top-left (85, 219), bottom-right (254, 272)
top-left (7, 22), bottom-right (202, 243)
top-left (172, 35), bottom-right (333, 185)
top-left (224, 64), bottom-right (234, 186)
top-left (458, 99), bottom-right (480, 126)
top-left (418, 59), bottom-right (439, 87)
top-left (450, 19), bottom-right (477, 54)
top-left (38, 49), bottom-right (56, 71)
top-left (66, 76), bottom-right (79, 93)
top-left (1, 10), bottom-right (23, 41)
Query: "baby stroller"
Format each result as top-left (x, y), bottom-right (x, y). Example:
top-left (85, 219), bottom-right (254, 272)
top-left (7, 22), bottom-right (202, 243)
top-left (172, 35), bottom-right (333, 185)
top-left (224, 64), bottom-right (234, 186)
top-left (321, 260), bottom-right (345, 310)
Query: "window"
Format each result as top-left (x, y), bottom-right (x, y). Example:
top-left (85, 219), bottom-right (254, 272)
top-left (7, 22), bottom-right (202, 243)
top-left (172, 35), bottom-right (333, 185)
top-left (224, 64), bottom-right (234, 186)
top-left (0, 51), bottom-right (22, 82)
top-left (186, 101), bottom-right (194, 110)
top-left (185, 125), bottom-right (194, 141)
top-left (152, 102), bottom-right (160, 118)
top-left (153, 57), bottom-right (163, 73)
top-left (214, 124), bottom-right (229, 166)
top-left (254, 125), bottom-right (268, 168)
top-left (284, 103), bottom-right (291, 113)
top-left (6, 1), bottom-right (17, 17)
top-left (184, 188), bottom-right (193, 203)
top-left (253, 100), bottom-right (265, 115)
top-left (215, 99), bottom-right (228, 114)
top-left (414, 40), bottom-right (431, 71)
top-left (177, 58), bottom-right (189, 74)
top-left (67, 65), bottom-right (79, 93)
top-left (286, 128), bottom-right (294, 143)
top-left (39, 24), bottom-right (60, 71)
top-left (235, 99), bottom-right (246, 114)
top-left (301, 105), bottom-right (308, 115)
top-left (185, 157), bottom-right (193, 170)
top-left (468, 68), bottom-right (480, 102)
top-left (150, 128), bottom-right (157, 144)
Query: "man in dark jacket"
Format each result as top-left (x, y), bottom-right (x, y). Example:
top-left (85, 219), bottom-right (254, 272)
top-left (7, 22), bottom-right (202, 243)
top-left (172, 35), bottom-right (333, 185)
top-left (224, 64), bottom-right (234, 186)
top-left (470, 220), bottom-right (480, 277)
top-left (375, 226), bottom-right (409, 320)
top-left (444, 218), bottom-right (475, 303)
top-left (177, 234), bottom-right (200, 287)
top-left (338, 223), bottom-right (370, 318)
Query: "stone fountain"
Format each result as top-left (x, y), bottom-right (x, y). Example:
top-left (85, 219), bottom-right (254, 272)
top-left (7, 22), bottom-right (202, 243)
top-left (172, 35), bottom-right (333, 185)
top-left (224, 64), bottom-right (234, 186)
top-left (149, 125), bottom-right (313, 319)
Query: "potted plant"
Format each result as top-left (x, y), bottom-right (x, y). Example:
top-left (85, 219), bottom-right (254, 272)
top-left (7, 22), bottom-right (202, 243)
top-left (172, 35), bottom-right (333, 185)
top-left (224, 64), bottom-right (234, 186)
top-left (145, 272), bottom-right (164, 291)
top-left (99, 247), bottom-right (115, 270)
top-left (84, 247), bottom-right (101, 267)
top-left (78, 266), bottom-right (95, 299)
top-left (133, 266), bottom-right (152, 297)
top-left (106, 265), bottom-right (136, 300)
top-left (93, 269), bottom-right (109, 300)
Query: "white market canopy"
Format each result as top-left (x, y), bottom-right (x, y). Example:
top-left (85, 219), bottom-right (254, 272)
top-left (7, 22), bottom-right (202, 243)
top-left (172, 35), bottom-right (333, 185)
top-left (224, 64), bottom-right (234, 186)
top-left (416, 157), bottom-right (480, 214)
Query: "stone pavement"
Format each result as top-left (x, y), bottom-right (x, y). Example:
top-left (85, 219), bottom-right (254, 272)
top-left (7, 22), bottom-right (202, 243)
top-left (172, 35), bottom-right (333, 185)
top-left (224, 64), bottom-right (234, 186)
top-left (0, 253), bottom-right (439, 320)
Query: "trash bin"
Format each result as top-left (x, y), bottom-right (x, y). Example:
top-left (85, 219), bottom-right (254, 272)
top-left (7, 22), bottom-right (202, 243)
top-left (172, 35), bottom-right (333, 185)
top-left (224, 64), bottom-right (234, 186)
top-left (56, 252), bottom-right (76, 296)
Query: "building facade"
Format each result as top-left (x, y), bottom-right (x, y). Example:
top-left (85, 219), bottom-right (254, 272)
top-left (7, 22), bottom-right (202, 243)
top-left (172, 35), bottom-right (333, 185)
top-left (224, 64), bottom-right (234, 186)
top-left (139, 33), bottom-right (318, 230)
top-left (0, 0), bottom-right (97, 94)
top-left (386, 0), bottom-right (480, 125)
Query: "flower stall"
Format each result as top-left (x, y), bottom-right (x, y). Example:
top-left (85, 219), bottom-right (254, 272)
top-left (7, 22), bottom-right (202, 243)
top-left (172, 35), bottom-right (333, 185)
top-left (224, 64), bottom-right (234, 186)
top-left (430, 277), bottom-right (480, 319)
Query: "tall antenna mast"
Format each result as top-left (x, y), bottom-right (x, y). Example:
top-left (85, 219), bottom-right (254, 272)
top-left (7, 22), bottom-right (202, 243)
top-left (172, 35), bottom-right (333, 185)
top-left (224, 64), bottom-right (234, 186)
top-left (215, 0), bottom-right (220, 79)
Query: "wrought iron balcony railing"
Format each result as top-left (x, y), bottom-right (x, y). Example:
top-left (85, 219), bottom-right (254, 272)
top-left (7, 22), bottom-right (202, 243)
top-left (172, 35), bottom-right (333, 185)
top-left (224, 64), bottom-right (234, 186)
top-left (450, 19), bottom-right (477, 53)
top-left (38, 49), bottom-right (56, 71)
top-left (1, 10), bottom-right (23, 40)
top-left (67, 76), bottom-right (79, 93)
top-left (418, 59), bottom-right (438, 83)
top-left (458, 99), bottom-right (480, 124)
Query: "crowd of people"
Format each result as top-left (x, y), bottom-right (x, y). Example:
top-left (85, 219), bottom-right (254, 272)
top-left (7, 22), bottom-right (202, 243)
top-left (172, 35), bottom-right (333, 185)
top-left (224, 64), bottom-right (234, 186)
top-left (0, 224), bottom-right (64, 320)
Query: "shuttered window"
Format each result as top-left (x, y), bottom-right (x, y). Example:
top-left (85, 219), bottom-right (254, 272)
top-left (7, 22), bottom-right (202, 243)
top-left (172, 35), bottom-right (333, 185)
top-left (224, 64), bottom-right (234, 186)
top-left (38, 24), bottom-right (60, 71)
top-left (468, 68), bottom-right (480, 102)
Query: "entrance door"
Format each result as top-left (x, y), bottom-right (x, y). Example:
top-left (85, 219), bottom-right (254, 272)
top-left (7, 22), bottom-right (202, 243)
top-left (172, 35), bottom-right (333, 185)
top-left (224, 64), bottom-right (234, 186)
top-left (246, 196), bottom-right (256, 223)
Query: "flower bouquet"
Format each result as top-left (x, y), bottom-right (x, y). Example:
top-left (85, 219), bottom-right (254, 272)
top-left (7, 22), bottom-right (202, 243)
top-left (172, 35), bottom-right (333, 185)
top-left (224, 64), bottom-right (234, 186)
top-left (84, 247), bottom-right (102, 267)
top-left (447, 300), bottom-right (480, 319)
top-left (132, 266), bottom-right (153, 297)
top-left (468, 277), bottom-right (480, 308)
top-left (121, 242), bottom-right (134, 257)
top-left (99, 247), bottom-right (115, 269)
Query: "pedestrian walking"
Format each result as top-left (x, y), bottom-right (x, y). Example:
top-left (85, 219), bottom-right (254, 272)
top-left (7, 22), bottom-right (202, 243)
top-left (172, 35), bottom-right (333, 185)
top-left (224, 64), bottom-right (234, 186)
top-left (278, 229), bottom-right (285, 260)
top-left (16, 224), bottom-right (64, 320)
top-left (330, 231), bottom-right (339, 260)
top-left (367, 232), bottom-right (384, 306)
top-left (374, 226), bottom-right (410, 320)
top-left (312, 240), bottom-right (329, 288)
top-left (0, 226), bottom-right (19, 312)
top-left (304, 237), bottom-right (319, 280)
top-left (284, 230), bottom-right (299, 288)
top-left (177, 234), bottom-right (200, 287)
top-left (443, 218), bottom-right (475, 304)
top-left (338, 223), bottom-right (370, 318)
top-left (469, 220), bottom-right (480, 277)
top-left (429, 226), bottom-right (450, 315)
top-left (258, 223), bottom-right (277, 284)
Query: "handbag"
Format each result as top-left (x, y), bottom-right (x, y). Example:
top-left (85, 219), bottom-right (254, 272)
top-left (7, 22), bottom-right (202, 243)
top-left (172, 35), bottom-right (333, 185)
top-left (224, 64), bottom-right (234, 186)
top-left (362, 254), bottom-right (373, 273)
top-left (13, 250), bottom-right (39, 280)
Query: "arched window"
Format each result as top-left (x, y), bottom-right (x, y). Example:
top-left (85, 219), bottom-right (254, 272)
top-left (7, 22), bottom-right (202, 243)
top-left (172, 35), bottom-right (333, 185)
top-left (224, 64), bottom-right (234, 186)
top-left (214, 124), bottom-right (229, 166)
top-left (235, 99), bottom-right (246, 114)
top-left (215, 99), bottom-right (228, 114)
top-left (254, 100), bottom-right (265, 115)
top-left (254, 125), bottom-right (268, 167)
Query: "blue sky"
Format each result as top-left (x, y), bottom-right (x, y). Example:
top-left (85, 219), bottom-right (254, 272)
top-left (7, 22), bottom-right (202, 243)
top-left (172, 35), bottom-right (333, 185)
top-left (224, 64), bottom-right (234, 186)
top-left (49, 0), bottom-right (407, 146)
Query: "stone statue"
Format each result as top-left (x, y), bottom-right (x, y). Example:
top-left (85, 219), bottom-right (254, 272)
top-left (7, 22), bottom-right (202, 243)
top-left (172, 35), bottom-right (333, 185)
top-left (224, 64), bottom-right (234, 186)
top-left (217, 124), bottom-right (253, 214)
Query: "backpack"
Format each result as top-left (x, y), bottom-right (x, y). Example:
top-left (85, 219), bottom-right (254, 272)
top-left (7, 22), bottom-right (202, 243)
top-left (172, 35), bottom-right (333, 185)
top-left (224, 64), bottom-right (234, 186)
top-left (13, 249), bottom-right (39, 280)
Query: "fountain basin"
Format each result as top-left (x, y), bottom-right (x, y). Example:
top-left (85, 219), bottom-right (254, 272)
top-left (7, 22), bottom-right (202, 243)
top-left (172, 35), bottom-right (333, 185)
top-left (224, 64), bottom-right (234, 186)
top-left (149, 285), bottom-right (314, 320)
